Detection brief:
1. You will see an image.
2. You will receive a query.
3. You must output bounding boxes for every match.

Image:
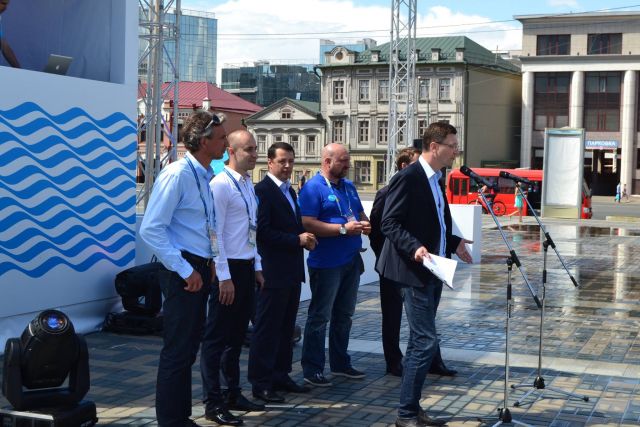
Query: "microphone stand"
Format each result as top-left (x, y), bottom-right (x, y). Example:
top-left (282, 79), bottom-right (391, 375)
top-left (510, 184), bottom-right (589, 406)
top-left (473, 186), bottom-right (540, 427)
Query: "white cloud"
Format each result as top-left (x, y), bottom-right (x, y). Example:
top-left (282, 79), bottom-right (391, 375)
top-left (181, 1), bottom-right (522, 81)
top-left (547, 0), bottom-right (580, 7)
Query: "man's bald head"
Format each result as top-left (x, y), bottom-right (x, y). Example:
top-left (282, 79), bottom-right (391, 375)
top-left (226, 129), bottom-right (257, 174)
top-left (322, 143), bottom-right (347, 161)
top-left (227, 129), bottom-right (254, 151)
top-left (321, 143), bottom-right (350, 181)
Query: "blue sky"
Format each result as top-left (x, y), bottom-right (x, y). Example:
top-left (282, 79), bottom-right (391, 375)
top-left (179, 0), bottom-right (640, 80)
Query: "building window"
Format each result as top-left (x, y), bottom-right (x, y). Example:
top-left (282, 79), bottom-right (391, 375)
top-left (439, 78), bottom-right (451, 100)
top-left (332, 120), bottom-right (344, 143)
top-left (399, 79), bottom-right (408, 94)
top-left (533, 72), bottom-right (570, 130)
top-left (274, 134), bottom-right (284, 143)
top-left (418, 120), bottom-right (428, 138)
top-left (289, 135), bottom-right (300, 152)
top-left (358, 120), bottom-right (369, 144)
top-left (354, 160), bottom-right (371, 184)
top-left (281, 109), bottom-right (293, 119)
top-left (257, 134), bottom-right (267, 153)
top-left (306, 135), bottom-right (317, 154)
top-left (333, 80), bottom-right (345, 102)
top-left (587, 33), bottom-right (622, 55)
top-left (418, 78), bottom-right (430, 101)
top-left (537, 35), bottom-right (570, 55)
top-left (376, 160), bottom-right (386, 184)
top-left (584, 72), bottom-right (621, 131)
top-left (359, 80), bottom-right (370, 102)
top-left (378, 120), bottom-right (388, 144)
top-left (378, 80), bottom-right (389, 101)
top-left (398, 120), bottom-right (405, 143)
top-left (259, 169), bottom-right (268, 180)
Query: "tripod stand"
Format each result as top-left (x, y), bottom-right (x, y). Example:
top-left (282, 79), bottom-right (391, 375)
top-left (510, 184), bottom-right (589, 406)
top-left (471, 188), bottom-right (539, 426)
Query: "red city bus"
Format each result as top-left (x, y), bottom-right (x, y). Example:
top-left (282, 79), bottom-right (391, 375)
top-left (446, 168), bottom-right (593, 219)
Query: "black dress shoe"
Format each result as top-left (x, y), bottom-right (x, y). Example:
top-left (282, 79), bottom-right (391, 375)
top-left (226, 393), bottom-right (265, 412)
top-left (418, 408), bottom-right (447, 426)
top-left (428, 365), bottom-right (457, 377)
top-left (204, 406), bottom-right (243, 426)
top-left (395, 417), bottom-right (425, 427)
top-left (252, 389), bottom-right (285, 403)
top-left (386, 363), bottom-right (403, 377)
top-left (274, 377), bottom-right (311, 393)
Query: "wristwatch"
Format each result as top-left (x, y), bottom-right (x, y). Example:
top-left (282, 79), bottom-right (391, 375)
top-left (339, 224), bottom-right (347, 236)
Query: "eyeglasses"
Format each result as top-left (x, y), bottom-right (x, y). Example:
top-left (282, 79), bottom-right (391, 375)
top-left (438, 142), bottom-right (459, 151)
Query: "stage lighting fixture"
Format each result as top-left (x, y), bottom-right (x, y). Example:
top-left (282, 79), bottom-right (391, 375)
top-left (2, 310), bottom-right (92, 412)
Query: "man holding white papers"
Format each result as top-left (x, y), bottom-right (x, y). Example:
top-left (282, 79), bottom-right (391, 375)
top-left (377, 122), bottom-right (472, 427)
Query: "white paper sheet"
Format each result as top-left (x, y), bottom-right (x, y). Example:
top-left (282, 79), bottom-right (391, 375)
top-left (422, 254), bottom-right (458, 289)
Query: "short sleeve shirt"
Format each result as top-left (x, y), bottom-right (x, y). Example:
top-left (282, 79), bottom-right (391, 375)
top-left (298, 173), bottom-right (364, 269)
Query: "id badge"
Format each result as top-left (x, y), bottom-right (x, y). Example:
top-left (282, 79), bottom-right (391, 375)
top-left (208, 227), bottom-right (219, 257)
top-left (346, 214), bottom-right (357, 222)
top-left (248, 223), bottom-right (257, 247)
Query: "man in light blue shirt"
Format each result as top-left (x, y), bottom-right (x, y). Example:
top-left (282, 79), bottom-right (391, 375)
top-left (140, 111), bottom-right (227, 427)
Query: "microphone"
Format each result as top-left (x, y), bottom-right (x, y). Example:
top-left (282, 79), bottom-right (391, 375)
top-left (460, 165), bottom-right (497, 191)
top-left (499, 171), bottom-right (534, 187)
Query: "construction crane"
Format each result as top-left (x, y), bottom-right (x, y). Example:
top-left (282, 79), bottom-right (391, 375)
top-left (137, 0), bottom-right (181, 209)
top-left (386, 0), bottom-right (417, 183)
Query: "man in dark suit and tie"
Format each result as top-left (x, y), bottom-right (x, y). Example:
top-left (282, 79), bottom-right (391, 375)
top-left (377, 122), bottom-right (472, 427)
top-left (248, 141), bottom-right (317, 404)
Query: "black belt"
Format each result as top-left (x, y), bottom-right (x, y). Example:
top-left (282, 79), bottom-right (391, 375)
top-left (228, 258), bottom-right (254, 266)
top-left (181, 250), bottom-right (213, 267)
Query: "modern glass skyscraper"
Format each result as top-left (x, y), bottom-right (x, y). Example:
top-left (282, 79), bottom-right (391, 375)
top-left (221, 61), bottom-right (320, 107)
top-left (139, 8), bottom-right (217, 84)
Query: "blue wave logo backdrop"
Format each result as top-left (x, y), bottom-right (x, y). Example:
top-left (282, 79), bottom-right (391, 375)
top-left (0, 102), bottom-right (137, 278)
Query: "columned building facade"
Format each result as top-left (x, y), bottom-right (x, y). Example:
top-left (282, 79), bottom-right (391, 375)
top-left (517, 12), bottom-right (640, 195)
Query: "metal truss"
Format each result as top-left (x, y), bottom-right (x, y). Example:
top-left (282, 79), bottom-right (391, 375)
top-left (137, 0), bottom-right (181, 209)
top-left (386, 0), bottom-right (417, 183)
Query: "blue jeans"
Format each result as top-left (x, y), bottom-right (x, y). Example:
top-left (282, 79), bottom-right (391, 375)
top-left (156, 259), bottom-right (211, 427)
top-left (301, 254), bottom-right (360, 377)
top-left (398, 281), bottom-right (442, 418)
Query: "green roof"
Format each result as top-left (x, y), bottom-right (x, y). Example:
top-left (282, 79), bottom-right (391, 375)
top-left (323, 36), bottom-right (520, 74)
top-left (287, 99), bottom-right (320, 114)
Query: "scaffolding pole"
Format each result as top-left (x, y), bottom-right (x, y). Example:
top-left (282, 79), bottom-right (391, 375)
top-left (386, 0), bottom-right (417, 183)
top-left (137, 0), bottom-right (180, 210)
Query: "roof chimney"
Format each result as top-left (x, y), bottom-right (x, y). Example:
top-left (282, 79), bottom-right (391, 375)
top-left (202, 97), bottom-right (211, 111)
top-left (431, 48), bottom-right (441, 61)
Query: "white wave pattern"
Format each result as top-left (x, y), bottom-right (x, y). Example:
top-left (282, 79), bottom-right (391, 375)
top-left (0, 102), bottom-right (137, 278)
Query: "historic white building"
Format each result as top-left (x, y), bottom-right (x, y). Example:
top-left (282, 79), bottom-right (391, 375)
top-left (244, 98), bottom-right (326, 185)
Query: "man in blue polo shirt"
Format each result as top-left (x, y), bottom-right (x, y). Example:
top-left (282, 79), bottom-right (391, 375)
top-left (298, 143), bottom-right (371, 387)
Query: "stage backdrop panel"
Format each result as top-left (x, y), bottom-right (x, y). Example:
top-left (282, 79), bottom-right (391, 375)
top-left (0, 0), bottom-right (137, 348)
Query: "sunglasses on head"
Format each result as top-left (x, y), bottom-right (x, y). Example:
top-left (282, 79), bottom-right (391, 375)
top-left (202, 114), bottom-right (223, 134)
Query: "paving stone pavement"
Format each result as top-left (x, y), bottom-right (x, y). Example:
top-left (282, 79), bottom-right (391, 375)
top-left (2, 218), bottom-right (640, 426)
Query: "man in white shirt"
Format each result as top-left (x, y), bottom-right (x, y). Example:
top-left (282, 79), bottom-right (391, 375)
top-left (201, 130), bottom-right (265, 425)
top-left (140, 111), bottom-right (227, 427)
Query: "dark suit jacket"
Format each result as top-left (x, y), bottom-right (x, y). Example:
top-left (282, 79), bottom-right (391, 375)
top-left (376, 161), bottom-right (461, 287)
top-left (255, 176), bottom-right (305, 288)
top-left (369, 184), bottom-right (389, 259)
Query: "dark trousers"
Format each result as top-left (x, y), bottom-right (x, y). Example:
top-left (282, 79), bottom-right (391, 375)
top-left (156, 256), bottom-right (212, 427)
top-left (379, 275), bottom-right (404, 368)
top-left (248, 282), bottom-right (301, 392)
top-left (200, 260), bottom-right (255, 410)
top-left (398, 281), bottom-right (443, 418)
